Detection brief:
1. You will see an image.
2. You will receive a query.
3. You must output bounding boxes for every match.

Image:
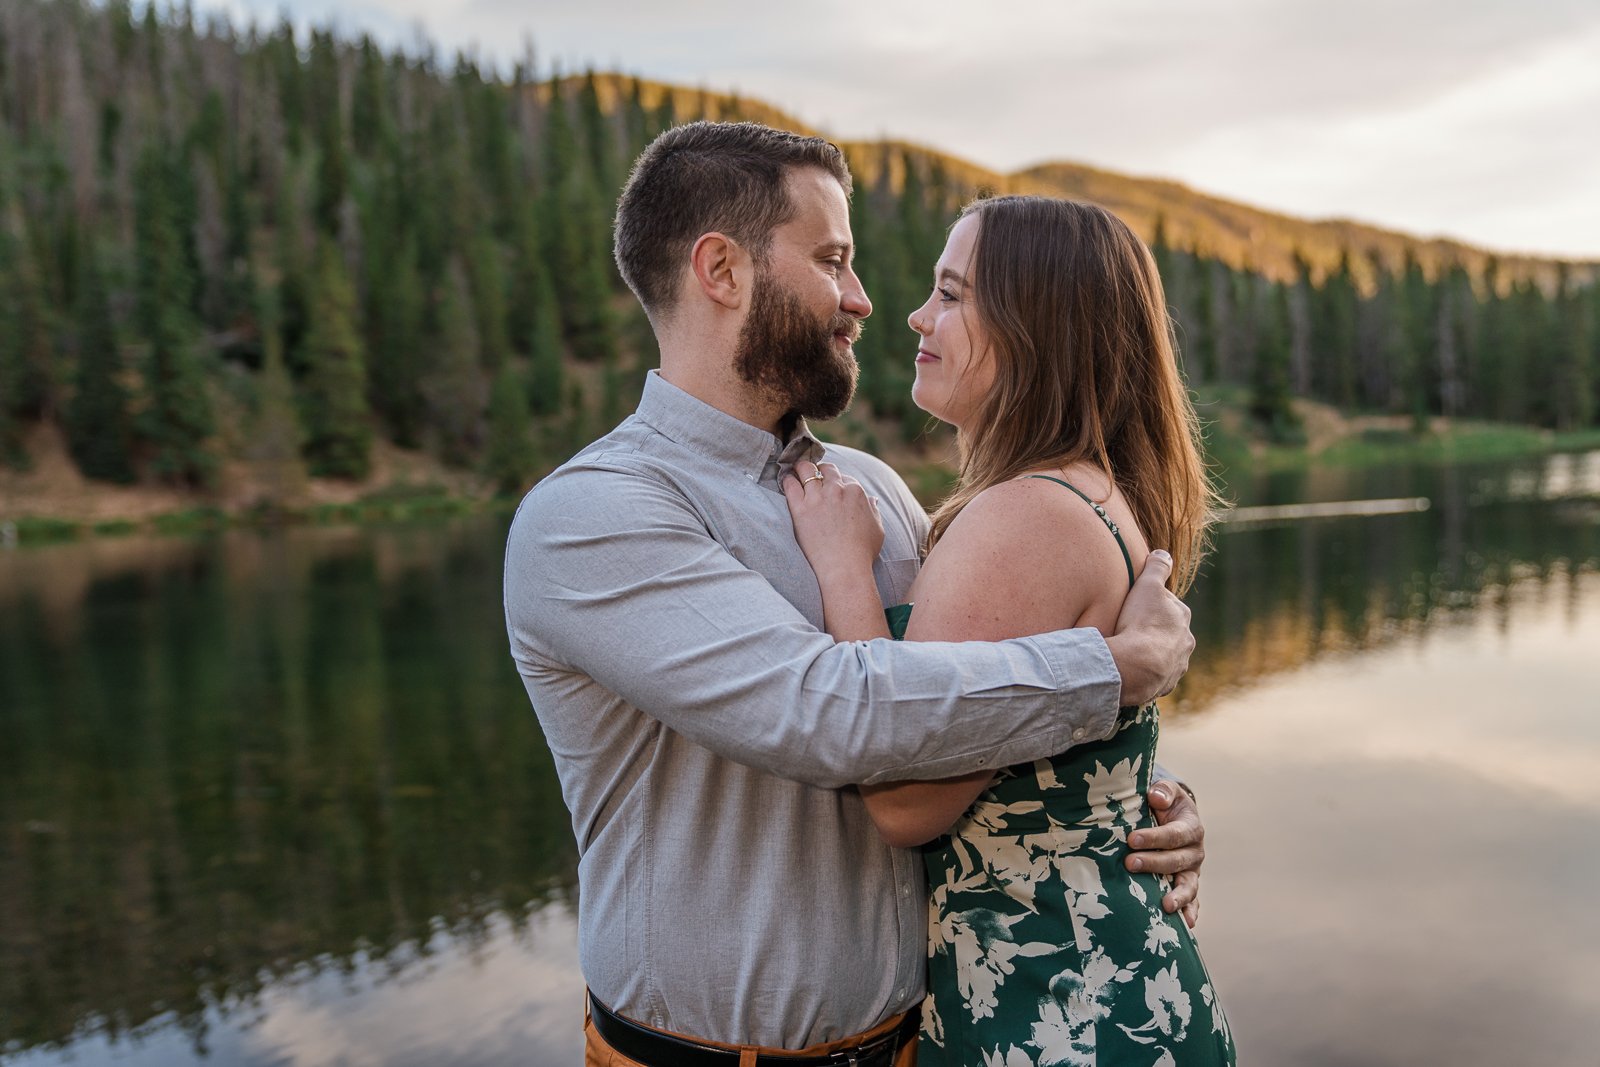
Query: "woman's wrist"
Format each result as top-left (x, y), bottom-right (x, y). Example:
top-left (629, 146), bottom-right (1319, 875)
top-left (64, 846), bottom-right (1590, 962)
top-left (810, 557), bottom-right (878, 594)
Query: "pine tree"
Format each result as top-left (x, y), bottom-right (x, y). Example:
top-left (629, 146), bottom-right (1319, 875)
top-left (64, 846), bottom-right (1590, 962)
top-left (365, 228), bottom-right (428, 445)
top-left (1551, 265), bottom-right (1593, 430)
top-left (1506, 280), bottom-right (1546, 425)
top-left (469, 234), bottom-right (511, 371)
top-left (3, 223), bottom-right (58, 425)
top-left (1471, 259), bottom-right (1506, 419)
top-left (624, 76), bottom-right (651, 156)
top-left (1249, 280), bottom-right (1299, 442)
top-left (135, 140), bottom-right (215, 486)
top-left (540, 74), bottom-right (618, 362)
top-left (1399, 251), bottom-right (1435, 428)
top-left (461, 58), bottom-right (516, 234)
top-left (1190, 252), bottom-right (1219, 385)
top-left (246, 284), bottom-right (306, 504)
top-left (1435, 267), bottom-right (1471, 420)
top-left (485, 361), bottom-right (534, 494)
top-left (524, 253), bottom-right (566, 416)
top-left (579, 70), bottom-right (619, 202)
top-left (1288, 250), bottom-right (1313, 397)
top-left (1316, 250), bottom-right (1359, 408)
top-left (309, 29), bottom-right (347, 232)
top-left (66, 256), bottom-right (135, 482)
top-left (0, 231), bottom-right (26, 467)
top-left (299, 239), bottom-right (371, 478)
top-left (350, 36), bottom-right (389, 158)
top-left (274, 170), bottom-right (312, 374)
top-left (422, 258), bottom-right (488, 466)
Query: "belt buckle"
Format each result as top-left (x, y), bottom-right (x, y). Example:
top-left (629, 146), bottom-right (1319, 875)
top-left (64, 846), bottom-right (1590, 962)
top-left (826, 1031), bottom-right (897, 1067)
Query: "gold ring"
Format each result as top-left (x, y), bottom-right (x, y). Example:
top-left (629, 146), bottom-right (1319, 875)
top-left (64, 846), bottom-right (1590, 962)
top-left (804, 472), bottom-right (825, 485)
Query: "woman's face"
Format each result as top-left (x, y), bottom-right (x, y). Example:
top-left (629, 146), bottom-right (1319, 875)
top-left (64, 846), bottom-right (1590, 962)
top-left (908, 213), bottom-right (995, 432)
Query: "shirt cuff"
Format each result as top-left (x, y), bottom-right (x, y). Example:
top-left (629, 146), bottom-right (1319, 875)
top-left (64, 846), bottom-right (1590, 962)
top-left (1040, 627), bottom-right (1122, 744)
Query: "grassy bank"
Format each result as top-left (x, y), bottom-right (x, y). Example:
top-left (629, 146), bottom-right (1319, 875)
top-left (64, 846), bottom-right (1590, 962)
top-left (0, 489), bottom-right (515, 548)
top-left (1194, 387), bottom-right (1600, 484)
top-left (6, 393), bottom-right (1600, 548)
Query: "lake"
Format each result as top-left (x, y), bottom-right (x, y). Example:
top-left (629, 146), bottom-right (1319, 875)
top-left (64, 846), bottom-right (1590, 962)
top-left (3, 450), bottom-right (1598, 1066)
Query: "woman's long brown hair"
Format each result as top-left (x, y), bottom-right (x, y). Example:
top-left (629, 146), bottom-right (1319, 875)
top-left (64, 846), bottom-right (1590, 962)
top-left (926, 196), bottom-right (1217, 594)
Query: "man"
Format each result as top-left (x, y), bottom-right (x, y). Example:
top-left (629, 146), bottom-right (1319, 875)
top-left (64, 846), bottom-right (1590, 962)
top-left (504, 122), bottom-right (1205, 1066)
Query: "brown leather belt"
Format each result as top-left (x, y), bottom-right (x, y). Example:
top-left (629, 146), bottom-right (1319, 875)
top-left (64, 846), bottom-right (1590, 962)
top-left (588, 993), bottom-right (918, 1067)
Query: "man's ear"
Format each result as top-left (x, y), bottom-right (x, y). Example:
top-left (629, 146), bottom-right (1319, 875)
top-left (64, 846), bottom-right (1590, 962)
top-left (689, 232), bottom-right (750, 311)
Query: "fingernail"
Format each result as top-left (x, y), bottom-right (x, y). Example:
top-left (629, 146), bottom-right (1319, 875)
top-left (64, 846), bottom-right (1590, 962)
top-left (1150, 549), bottom-right (1171, 564)
top-left (1128, 857), bottom-right (1143, 871)
top-left (1150, 784), bottom-right (1170, 803)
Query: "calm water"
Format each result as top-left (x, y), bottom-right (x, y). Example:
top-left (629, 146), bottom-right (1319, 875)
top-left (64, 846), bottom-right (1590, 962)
top-left (3, 451), bottom-right (1598, 1066)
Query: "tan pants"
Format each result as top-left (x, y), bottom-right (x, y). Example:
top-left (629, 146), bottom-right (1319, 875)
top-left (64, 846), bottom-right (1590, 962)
top-left (583, 1000), bottom-right (918, 1067)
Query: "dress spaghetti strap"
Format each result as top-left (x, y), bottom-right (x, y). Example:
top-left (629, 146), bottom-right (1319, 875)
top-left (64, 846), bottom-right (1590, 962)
top-left (1024, 474), bottom-right (1136, 588)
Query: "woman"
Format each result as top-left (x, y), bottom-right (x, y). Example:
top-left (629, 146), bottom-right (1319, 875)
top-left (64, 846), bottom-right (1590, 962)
top-left (784, 196), bottom-right (1235, 1065)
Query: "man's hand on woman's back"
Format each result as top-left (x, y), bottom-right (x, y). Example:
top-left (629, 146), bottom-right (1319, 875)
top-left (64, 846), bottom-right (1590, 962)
top-left (1105, 550), bottom-right (1195, 706)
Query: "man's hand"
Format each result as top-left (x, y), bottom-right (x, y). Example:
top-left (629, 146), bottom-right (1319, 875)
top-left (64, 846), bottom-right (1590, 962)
top-left (1125, 780), bottom-right (1204, 928)
top-left (1105, 550), bottom-right (1194, 706)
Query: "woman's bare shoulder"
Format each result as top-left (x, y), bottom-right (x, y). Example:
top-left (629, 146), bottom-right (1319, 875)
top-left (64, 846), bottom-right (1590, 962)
top-left (907, 477), bottom-right (1134, 642)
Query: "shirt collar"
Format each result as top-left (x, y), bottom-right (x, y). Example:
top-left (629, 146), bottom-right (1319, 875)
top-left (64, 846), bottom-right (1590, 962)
top-left (635, 370), bottom-right (824, 482)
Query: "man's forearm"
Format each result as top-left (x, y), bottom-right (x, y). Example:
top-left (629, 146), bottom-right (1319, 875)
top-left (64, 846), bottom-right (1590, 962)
top-left (508, 464), bottom-right (1124, 789)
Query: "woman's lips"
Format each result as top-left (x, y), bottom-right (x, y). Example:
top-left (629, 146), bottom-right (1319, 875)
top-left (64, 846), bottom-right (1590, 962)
top-left (915, 349), bottom-right (939, 364)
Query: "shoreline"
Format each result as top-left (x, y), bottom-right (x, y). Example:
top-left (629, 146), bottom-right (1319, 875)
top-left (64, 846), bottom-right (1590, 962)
top-left (6, 399), bottom-right (1600, 548)
top-left (0, 492), bottom-right (521, 549)
top-left (8, 432), bottom-right (1600, 550)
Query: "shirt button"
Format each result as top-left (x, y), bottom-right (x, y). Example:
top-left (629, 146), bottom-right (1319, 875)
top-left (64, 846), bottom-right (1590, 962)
top-left (974, 757), bottom-right (986, 766)
top-left (1072, 727), bottom-right (1086, 740)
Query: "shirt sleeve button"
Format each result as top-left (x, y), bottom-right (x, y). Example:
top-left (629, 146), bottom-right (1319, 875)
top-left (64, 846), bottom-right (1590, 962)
top-left (1072, 727), bottom-right (1086, 740)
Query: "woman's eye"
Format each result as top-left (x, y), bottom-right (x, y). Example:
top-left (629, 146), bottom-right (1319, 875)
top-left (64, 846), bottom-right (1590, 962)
top-left (936, 286), bottom-right (957, 303)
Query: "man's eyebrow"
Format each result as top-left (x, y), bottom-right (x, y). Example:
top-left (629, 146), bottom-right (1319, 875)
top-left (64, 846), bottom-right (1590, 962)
top-left (816, 240), bottom-right (853, 260)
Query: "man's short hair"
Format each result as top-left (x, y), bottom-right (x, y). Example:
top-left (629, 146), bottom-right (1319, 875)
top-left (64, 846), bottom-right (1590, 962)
top-left (613, 121), bottom-right (853, 319)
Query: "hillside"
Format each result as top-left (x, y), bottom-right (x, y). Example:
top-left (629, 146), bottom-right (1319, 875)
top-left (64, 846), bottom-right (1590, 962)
top-left (569, 74), bottom-right (1592, 290)
top-left (841, 140), bottom-right (1590, 290)
top-left (0, 2), bottom-right (1595, 535)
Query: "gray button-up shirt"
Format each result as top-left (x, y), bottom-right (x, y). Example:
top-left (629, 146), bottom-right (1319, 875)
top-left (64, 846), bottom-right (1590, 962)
top-left (504, 371), bottom-right (1123, 1049)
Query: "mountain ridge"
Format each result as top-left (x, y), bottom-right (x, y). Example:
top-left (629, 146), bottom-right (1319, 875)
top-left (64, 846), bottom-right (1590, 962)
top-left (562, 74), bottom-right (1592, 290)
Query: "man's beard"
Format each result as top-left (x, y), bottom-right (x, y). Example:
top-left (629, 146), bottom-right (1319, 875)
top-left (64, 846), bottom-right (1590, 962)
top-left (733, 271), bottom-right (860, 423)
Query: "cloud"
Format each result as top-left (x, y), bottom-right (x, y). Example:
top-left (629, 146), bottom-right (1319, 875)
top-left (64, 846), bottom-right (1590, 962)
top-left (1156, 22), bottom-right (1600, 255)
top-left (211, 0), bottom-right (1600, 256)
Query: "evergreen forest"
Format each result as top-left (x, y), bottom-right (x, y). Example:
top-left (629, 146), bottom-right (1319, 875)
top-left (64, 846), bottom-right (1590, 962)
top-left (2, 0), bottom-right (1598, 509)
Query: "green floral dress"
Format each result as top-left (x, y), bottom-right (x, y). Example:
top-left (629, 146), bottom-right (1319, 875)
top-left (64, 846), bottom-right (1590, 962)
top-left (887, 477), bottom-right (1236, 1067)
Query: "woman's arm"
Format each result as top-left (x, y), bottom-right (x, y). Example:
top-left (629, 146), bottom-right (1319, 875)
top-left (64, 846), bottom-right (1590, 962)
top-left (785, 466), bottom-right (1134, 846)
top-left (861, 477), bottom-right (1135, 846)
top-left (783, 460), bottom-right (893, 641)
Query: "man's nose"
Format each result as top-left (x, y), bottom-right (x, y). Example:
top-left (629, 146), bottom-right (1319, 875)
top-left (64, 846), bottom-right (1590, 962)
top-left (842, 271), bottom-right (872, 319)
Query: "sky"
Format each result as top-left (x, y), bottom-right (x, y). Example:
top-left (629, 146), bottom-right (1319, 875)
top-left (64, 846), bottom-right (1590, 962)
top-left (215, 0), bottom-right (1600, 260)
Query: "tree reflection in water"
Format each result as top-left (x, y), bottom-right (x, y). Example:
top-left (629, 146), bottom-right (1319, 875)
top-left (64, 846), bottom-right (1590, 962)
top-left (1, 451), bottom-right (1596, 1063)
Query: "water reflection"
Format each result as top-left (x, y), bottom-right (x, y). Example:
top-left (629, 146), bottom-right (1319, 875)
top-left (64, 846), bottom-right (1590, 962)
top-left (1, 909), bottom-right (582, 1067)
top-left (2, 452), bottom-right (1597, 1065)
top-left (0, 522), bottom-right (578, 1059)
top-left (1175, 451), bottom-right (1600, 714)
top-left (1160, 574), bottom-right (1600, 1065)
